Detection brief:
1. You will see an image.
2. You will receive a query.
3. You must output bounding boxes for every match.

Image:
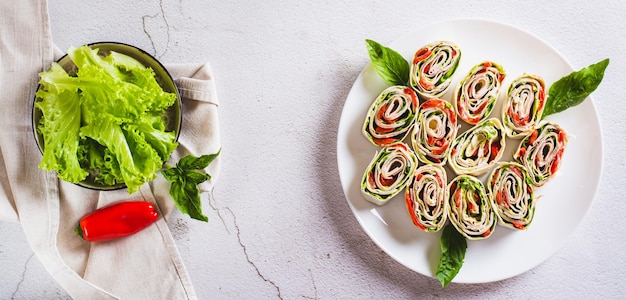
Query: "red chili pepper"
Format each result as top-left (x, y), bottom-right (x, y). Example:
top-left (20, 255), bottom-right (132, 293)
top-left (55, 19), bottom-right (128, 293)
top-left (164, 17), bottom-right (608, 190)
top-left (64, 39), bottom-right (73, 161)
top-left (76, 201), bottom-right (159, 242)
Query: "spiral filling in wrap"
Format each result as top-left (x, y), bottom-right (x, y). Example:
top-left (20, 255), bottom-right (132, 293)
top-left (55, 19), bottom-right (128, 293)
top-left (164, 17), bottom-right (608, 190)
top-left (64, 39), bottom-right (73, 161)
top-left (411, 99), bottom-right (458, 165)
top-left (488, 162), bottom-right (536, 230)
top-left (363, 86), bottom-right (419, 146)
top-left (448, 118), bottom-right (505, 176)
top-left (455, 61), bottom-right (506, 125)
top-left (361, 142), bottom-right (418, 205)
top-left (502, 74), bottom-right (546, 138)
top-left (405, 164), bottom-right (448, 232)
top-left (409, 41), bottom-right (462, 99)
top-left (514, 122), bottom-right (568, 187)
top-left (447, 175), bottom-right (497, 240)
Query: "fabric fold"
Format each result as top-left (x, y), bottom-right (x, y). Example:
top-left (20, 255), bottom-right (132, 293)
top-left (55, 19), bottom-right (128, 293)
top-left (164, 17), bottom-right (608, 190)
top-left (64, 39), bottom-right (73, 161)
top-left (0, 1), bottom-right (221, 298)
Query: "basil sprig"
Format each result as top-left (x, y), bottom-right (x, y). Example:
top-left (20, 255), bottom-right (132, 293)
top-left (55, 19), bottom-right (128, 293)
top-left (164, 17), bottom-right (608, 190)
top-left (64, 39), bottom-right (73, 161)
top-left (436, 224), bottom-right (467, 287)
top-left (162, 149), bottom-right (221, 222)
top-left (543, 58), bottom-right (609, 119)
top-left (365, 39), bottom-right (410, 86)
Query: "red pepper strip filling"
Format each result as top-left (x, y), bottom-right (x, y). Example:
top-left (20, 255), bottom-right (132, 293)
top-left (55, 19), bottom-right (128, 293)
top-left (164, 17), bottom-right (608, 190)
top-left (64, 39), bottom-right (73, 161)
top-left (413, 48), bottom-right (432, 64)
top-left (405, 190), bottom-right (426, 230)
top-left (528, 130), bottom-right (539, 145)
top-left (489, 143), bottom-right (500, 161)
top-left (372, 137), bottom-right (397, 146)
top-left (512, 221), bottom-right (526, 230)
top-left (550, 148), bottom-right (565, 175)
top-left (420, 76), bottom-right (435, 91)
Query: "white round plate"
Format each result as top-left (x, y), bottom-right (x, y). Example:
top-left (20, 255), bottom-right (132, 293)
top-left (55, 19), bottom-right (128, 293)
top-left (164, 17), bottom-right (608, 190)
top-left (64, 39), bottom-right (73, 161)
top-left (336, 19), bottom-right (603, 283)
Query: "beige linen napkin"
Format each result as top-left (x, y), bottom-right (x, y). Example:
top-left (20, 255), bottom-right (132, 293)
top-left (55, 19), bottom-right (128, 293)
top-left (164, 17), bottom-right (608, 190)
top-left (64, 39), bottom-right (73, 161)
top-left (1, 1), bottom-right (221, 299)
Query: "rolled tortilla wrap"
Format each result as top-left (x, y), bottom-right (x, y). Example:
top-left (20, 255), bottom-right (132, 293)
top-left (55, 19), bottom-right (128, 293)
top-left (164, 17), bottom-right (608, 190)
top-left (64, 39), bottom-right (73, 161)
top-left (448, 118), bottom-right (506, 176)
top-left (405, 164), bottom-right (448, 232)
top-left (362, 86), bottom-right (419, 146)
top-left (409, 41), bottom-right (462, 99)
top-left (361, 142), bottom-right (418, 205)
top-left (454, 61), bottom-right (506, 125)
top-left (447, 174), bottom-right (497, 240)
top-left (513, 122), bottom-right (568, 187)
top-left (410, 99), bottom-right (458, 165)
top-left (487, 162), bottom-right (536, 230)
top-left (502, 74), bottom-right (546, 139)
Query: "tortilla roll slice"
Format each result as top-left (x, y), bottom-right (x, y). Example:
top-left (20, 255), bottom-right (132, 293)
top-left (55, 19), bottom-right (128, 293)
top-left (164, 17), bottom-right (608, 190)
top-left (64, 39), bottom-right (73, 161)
top-left (410, 99), bottom-right (458, 165)
top-left (447, 174), bottom-right (497, 240)
top-left (487, 162), bottom-right (536, 230)
top-left (448, 118), bottom-right (506, 176)
top-left (502, 74), bottom-right (547, 139)
top-left (405, 164), bottom-right (448, 232)
top-left (454, 61), bottom-right (506, 125)
top-left (362, 86), bottom-right (419, 146)
top-left (409, 41), bottom-right (462, 99)
top-left (514, 122), bottom-right (568, 187)
top-left (361, 142), bottom-right (418, 205)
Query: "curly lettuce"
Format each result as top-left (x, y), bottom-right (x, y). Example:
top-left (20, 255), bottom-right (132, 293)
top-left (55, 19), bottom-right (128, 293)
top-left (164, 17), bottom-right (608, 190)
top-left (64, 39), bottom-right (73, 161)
top-left (36, 45), bottom-right (178, 193)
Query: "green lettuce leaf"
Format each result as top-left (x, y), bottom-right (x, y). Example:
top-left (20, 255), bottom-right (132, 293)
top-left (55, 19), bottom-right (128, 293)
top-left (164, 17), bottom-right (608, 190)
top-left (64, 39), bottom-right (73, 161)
top-left (35, 67), bottom-right (88, 183)
top-left (36, 45), bottom-right (178, 192)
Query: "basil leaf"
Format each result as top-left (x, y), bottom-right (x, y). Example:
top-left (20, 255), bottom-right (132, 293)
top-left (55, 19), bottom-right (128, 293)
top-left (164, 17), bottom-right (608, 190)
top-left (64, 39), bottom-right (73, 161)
top-left (436, 224), bottom-right (467, 288)
top-left (185, 169), bottom-right (211, 185)
top-left (168, 180), bottom-right (208, 222)
top-left (365, 39), bottom-right (410, 86)
top-left (162, 148), bottom-right (220, 222)
top-left (179, 149), bottom-right (221, 170)
top-left (543, 58), bottom-right (609, 119)
top-left (182, 181), bottom-right (208, 222)
top-left (161, 168), bottom-right (180, 181)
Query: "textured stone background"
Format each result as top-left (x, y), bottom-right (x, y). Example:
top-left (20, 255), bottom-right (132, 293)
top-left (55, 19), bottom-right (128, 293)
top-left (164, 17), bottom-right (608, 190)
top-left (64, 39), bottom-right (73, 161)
top-left (2, 0), bottom-right (625, 299)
